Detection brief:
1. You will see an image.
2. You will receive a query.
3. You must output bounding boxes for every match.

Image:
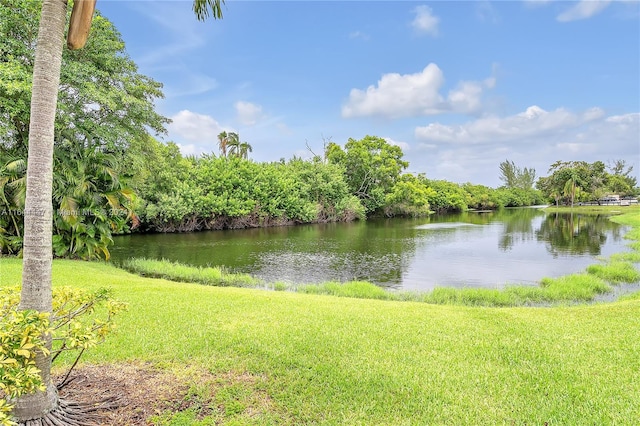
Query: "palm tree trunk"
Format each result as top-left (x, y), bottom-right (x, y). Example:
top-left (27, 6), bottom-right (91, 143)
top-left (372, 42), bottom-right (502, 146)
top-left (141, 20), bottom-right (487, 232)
top-left (13, 0), bottom-right (68, 420)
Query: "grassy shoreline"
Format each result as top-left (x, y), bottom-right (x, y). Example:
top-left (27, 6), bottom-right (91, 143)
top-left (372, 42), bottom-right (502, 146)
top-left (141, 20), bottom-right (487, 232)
top-left (1, 258), bottom-right (639, 424)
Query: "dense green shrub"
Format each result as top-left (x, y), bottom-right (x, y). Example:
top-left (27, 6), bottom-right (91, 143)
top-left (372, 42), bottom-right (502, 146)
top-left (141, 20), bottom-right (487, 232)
top-left (0, 286), bottom-right (125, 425)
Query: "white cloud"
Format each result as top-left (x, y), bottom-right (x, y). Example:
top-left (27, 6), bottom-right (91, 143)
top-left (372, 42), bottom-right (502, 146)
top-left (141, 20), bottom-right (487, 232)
top-left (524, 0), bottom-right (614, 21)
top-left (342, 64), bottom-right (495, 118)
top-left (408, 108), bottom-right (639, 186)
top-left (235, 101), bottom-right (264, 126)
top-left (557, 0), bottom-right (612, 21)
top-left (176, 143), bottom-right (200, 156)
top-left (169, 110), bottom-right (229, 147)
top-left (384, 137), bottom-right (411, 152)
top-left (414, 106), bottom-right (605, 144)
top-left (411, 5), bottom-right (440, 36)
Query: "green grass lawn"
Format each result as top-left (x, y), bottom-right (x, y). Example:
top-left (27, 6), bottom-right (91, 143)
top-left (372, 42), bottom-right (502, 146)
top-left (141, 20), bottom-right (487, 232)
top-left (1, 258), bottom-right (639, 425)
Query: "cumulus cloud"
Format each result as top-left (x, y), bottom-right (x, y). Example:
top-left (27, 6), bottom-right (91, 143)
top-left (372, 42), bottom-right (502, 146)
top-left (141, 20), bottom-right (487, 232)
top-left (414, 106), bottom-right (606, 144)
top-left (406, 109), bottom-right (638, 187)
top-left (169, 110), bottom-right (228, 149)
top-left (412, 5), bottom-right (440, 36)
top-left (557, 0), bottom-right (612, 21)
top-left (235, 101), bottom-right (264, 126)
top-left (342, 63), bottom-right (494, 118)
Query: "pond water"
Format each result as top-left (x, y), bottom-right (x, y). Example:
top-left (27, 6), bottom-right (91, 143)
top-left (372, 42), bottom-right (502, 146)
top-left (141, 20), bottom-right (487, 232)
top-left (110, 208), bottom-right (632, 291)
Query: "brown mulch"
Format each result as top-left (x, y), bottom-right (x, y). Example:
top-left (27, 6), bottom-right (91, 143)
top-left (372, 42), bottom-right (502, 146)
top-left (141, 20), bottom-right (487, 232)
top-left (55, 363), bottom-right (190, 425)
top-left (54, 363), bottom-right (279, 426)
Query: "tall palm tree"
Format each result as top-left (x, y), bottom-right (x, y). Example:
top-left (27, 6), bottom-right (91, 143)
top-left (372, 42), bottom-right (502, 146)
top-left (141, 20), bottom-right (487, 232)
top-left (238, 141), bottom-right (253, 159)
top-left (226, 131), bottom-right (240, 157)
top-left (563, 170), bottom-right (581, 208)
top-left (13, 0), bottom-right (225, 422)
top-left (217, 130), bottom-right (229, 157)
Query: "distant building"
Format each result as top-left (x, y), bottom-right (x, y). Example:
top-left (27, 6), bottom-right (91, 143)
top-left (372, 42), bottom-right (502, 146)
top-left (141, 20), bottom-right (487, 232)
top-left (599, 194), bottom-right (620, 203)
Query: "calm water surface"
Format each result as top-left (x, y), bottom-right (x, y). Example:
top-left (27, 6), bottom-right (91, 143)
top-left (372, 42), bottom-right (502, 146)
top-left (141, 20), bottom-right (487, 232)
top-left (110, 208), bottom-right (632, 291)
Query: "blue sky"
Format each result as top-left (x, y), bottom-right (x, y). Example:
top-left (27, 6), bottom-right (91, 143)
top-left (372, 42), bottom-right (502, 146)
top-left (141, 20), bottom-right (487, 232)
top-left (98, 0), bottom-right (640, 187)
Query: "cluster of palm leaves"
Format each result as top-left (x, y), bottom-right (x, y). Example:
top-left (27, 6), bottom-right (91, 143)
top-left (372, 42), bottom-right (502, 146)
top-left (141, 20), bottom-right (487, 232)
top-left (0, 143), bottom-right (137, 259)
top-left (0, 156), bottom-right (26, 254)
top-left (217, 131), bottom-right (252, 159)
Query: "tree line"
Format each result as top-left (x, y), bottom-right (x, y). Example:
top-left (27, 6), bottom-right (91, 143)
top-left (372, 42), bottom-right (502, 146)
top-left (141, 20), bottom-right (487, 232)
top-left (1, 1), bottom-right (637, 262)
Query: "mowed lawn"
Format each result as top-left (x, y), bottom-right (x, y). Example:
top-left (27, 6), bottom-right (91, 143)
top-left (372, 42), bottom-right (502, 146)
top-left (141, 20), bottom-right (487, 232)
top-left (1, 258), bottom-right (639, 425)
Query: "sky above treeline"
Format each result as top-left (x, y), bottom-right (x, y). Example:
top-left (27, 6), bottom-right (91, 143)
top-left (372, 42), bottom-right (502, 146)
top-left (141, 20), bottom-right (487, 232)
top-left (97, 0), bottom-right (640, 188)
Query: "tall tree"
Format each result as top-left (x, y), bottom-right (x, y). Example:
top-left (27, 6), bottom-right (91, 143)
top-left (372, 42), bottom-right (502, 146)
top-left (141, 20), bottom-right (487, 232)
top-left (238, 141), bottom-right (253, 159)
top-left (1, 0), bottom-right (170, 258)
top-left (12, 0), bottom-right (225, 422)
top-left (499, 159), bottom-right (536, 190)
top-left (226, 131), bottom-right (240, 157)
top-left (606, 159), bottom-right (637, 196)
top-left (217, 130), bottom-right (229, 157)
top-left (326, 135), bottom-right (408, 214)
top-left (12, 0), bottom-right (67, 419)
top-left (499, 160), bottom-right (518, 188)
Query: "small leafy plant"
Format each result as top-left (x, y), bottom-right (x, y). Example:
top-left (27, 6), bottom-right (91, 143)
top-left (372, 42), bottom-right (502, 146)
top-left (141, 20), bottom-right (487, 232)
top-left (0, 286), bottom-right (126, 425)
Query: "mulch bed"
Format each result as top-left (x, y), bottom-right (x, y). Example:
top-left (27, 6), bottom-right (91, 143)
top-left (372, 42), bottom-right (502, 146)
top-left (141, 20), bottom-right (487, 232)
top-left (56, 363), bottom-right (190, 426)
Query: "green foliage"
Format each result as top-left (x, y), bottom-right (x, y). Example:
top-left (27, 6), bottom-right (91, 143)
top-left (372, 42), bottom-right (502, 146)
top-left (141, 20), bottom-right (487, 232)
top-left (0, 156), bottom-right (25, 255)
top-left (326, 136), bottom-right (408, 214)
top-left (0, 0), bottom-right (168, 156)
top-left (421, 178), bottom-right (468, 212)
top-left (499, 160), bottom-right (536, 190)
top-left (297, 281), bottom-right (394, 300)
top-left (217, 131), bottom-right (252, 159)
top-left (0, 0), bottom-right (167, 258)
top-left (0, 143), bottom-right (138, 259)
top-left (136, 151), bottom-right (365, 232)
top-left (383, 174), bottom-right (434, 217)
top-left (586, 262), bottom-right (640, 283)
top-left (424, 287), bottom-right (522, 307)
top-left (606, 160), bottom-right (637, 197)
top-left (494, 187), bottom-right (545, 207)
top-left (0, 300), bottom-right (49, 426)
top-left (539, 274), bottom-right (611, 301)
top-left (0, 286), bottom-right (125, 425)
top-left (52, 142), bottom-right (139, 260)
top-left (461, 183), bottom-right (500, 210)
top-left (121, 258), bottom-right (261, 288)
top-left (536, 160), bottom-right (636, 205)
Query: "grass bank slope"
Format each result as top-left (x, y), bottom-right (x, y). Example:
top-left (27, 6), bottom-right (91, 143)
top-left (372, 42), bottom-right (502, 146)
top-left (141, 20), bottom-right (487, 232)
top-left (1, 258), bottom-right (639, 424)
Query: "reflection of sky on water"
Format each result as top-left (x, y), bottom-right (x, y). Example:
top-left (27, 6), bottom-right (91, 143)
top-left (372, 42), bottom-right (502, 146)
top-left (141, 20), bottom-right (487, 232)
top-left (110, 210), bottom-right (633, 291)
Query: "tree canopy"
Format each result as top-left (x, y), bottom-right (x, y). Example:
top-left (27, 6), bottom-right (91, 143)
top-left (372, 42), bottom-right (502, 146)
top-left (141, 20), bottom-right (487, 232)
top-left (326, 136), bottom-right (408, 214)
top-left (0, 0), bottom-right (169, 157)
top-left (0, 0), bottom-right (168, 259)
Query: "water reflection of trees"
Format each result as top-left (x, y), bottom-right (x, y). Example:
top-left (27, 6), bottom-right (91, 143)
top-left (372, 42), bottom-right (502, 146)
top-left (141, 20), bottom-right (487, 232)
top-left (535, 213), bottom-right (622, 257)
top-left (111, 209), bottom-right (629, 286)
top-left (496, 208), bottom-right (545, 251)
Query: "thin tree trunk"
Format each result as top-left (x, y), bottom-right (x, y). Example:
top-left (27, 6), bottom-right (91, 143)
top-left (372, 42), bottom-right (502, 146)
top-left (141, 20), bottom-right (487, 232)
top-left (13, 0), bottom-right (68, 420)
